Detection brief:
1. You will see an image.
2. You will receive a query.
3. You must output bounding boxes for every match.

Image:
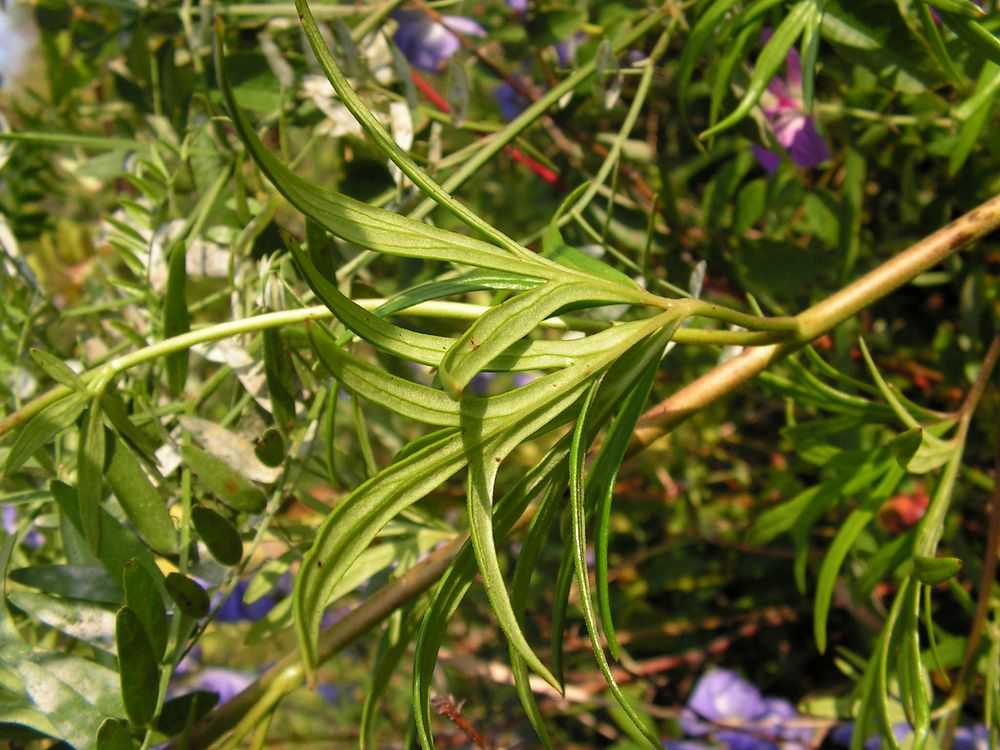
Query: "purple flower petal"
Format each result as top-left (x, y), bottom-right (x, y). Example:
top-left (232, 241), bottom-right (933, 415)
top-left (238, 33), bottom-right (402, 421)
top-left (213, 579), bottom-right (277, 623)
top-left (756, 26), bottom-right (829, 172)
top-left (681, 670), bottom-right (767, 736)
top-left (188, 668), bottom-right (254, 705)
top-left (760, 697), bottom-right (813, 747)
top-left (953, 724), bottom-right (989, 750)
top-left (716, 729), bottom-right (779, 750)
top-left (782, 116), bottom-right (829, 169)
top-left (506, 0), bottom-right (528, 13)
top-left (752, 144), bottom-right (782, 174)
top-left (493, 81), bottom-right (528, 121)
top-left (393, 12), bottom-right (485, 72)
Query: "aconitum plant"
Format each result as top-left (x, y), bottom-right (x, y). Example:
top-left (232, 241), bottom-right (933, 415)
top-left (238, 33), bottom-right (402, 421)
top-left (0, 1), bottom-right (998, 749)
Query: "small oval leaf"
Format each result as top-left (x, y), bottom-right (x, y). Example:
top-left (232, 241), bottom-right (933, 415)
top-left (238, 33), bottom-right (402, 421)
top-left (96, 718), bottom-right (136, 750)
top-left (165, 573), bottom-right (210, 619)
top-left (123, 559), bottom-right (169, 660)
top-left (78, 400), bottom-right (106, 554)
top-left (913, 554), bottom-right (962, 585)
top-left (115, 606), bottom-right (161, 727)
top-left (9, 564), bottom-right (122, 605)
top-left (254, 428), bottom-right (285, 468)
top-left (29, 348), bottom-right (83, 390)
top-left (181, 444), bottom-right (267, 513)
top-left (4, 391), bottom-right (90, 475)
top-left (192, 506), bottom-right (243, 566)
top-left (106, 438), bottom-right (178, 555)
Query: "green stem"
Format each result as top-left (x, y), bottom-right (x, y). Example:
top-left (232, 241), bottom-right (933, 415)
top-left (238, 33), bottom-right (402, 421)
top-left (0, 300), bottom-right (786, 440)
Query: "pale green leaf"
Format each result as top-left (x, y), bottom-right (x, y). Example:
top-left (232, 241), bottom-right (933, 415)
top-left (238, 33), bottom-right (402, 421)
top-left (568, 379), bottom-right (660, 749)
top-left (106, 438), bottom-right (177, 555)
top-left (4, 391), bottom-right (90, 476)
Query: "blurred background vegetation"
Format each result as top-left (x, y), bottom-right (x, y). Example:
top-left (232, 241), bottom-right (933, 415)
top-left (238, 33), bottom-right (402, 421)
top-left (0, 0), bottom-right (997, 747)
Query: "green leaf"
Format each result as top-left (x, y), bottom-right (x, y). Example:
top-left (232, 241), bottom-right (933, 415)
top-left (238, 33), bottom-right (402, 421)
top-left (748, 483), bottom-right (834, 545)
top-left (677, 0), bottom-right (786, 135)
top-left (568, 379), bottom-right (660, 749)
top-left (29, 348), bottom-right (82, 389)
top-left (51, 481), bottom-right (166, 599)
top-left (164, 241), bottom-right (190, 396)
top-left (913, 554), bottom-right (962, 585)
top-left (123, 558), bottom-right (169, 660)
top-left (938, 9), bottom-right (1000, 66)
top-left (360, 605), bottom-right (422, 750)
top-left (99, 390), bottom-right (159, 459)
top-left (8, 590), bottom-right (116, 652)
top-left (156, 691), bottom-right (218, 738)
top-left (953, 61), bottom-right (1000, 120)
top-left (8, 565), bottom-right (122, 605)
top-left (115, 606), bottom-right (161, 727)
top-left (3, 391), bottom-right (90, 475)
top-left (509, 483), bottom-right (562, 750)
top-left (889, 428), bottom-right (955, 474)
top-left (78, 400), bottom-right (106, 553)
top-left (465, 408), bottom-right (585, 690)
top-left (593, 351), bottom-right (662, 662)
top-left (96, 718), bottom-right (136, 750)
top-left (897, 582), bottom-right (930, 748)
top-left (262, 326), bottom-right (296, 435)
top-left (254, 428), bottom-right (285, 468)
top-left (854, 528), bottom-right (916, 597)
top-left (106, 437), bottom-right (178, 555)
top-left (438, 281), bottom-right (621, 398)
top-left (308, 323), bottom-right (461, 427)
top-left (701, 0), bottom-right (817, 139)
top-left (927, 0), bottom-right (986, 17)
top-left (923, 7), bottom-right (967, 83)
top-left (542, 222), bottom-right (636, 289)
top-left (192, 506), bottom-right (243, 566)
top-left (950, 61), bottom-right (1000, 175)
top-left (181, 444), bottom-right (267, 513)
top-left (165, 573), bottom-right (210, 619)
top-left (374, 272), bottom-right (543, 316)
top-left (17, 660), bottom-right (107, 750)
top-left (288, 232), bottom-right (638, 373)
top-left (413, 448), bottom-right (567, 750)
top-left (814, 464), bottom-right (905, 653)
top-left (412, 328), bottom-right (676, 749)
top-left (217, 44), bottom-right (551, 279)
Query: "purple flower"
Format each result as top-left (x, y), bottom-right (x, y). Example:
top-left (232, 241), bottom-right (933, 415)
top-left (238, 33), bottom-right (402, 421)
top-left (953, 724), bottom-right (989, 750)
top-left (754, 31), bottom-right (829, 173)
top-left (466, 371), bottom-right (499, 395)
top-left (393, 10), bottom-right (485, 72)
top-left (3, 505), bottom-right (44, 548)
top-left (506, 0), bottom-right (528, 15)
top-left (554, 35), bottom-right (582, 68)
top-left (213, 579), bottom-right (278, 623)
top-left (681, 670), bottom-right (767, 736)
top-left (678, 670), bottom-right (814, 750)
top-left (493, 80), bottom-right (529, 121)
top-left (187, 668), bottom-right (254, 704)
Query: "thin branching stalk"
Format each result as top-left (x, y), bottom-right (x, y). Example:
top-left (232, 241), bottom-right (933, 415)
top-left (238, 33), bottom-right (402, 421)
top-left (634, 191), bottom-right (1000, 444)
